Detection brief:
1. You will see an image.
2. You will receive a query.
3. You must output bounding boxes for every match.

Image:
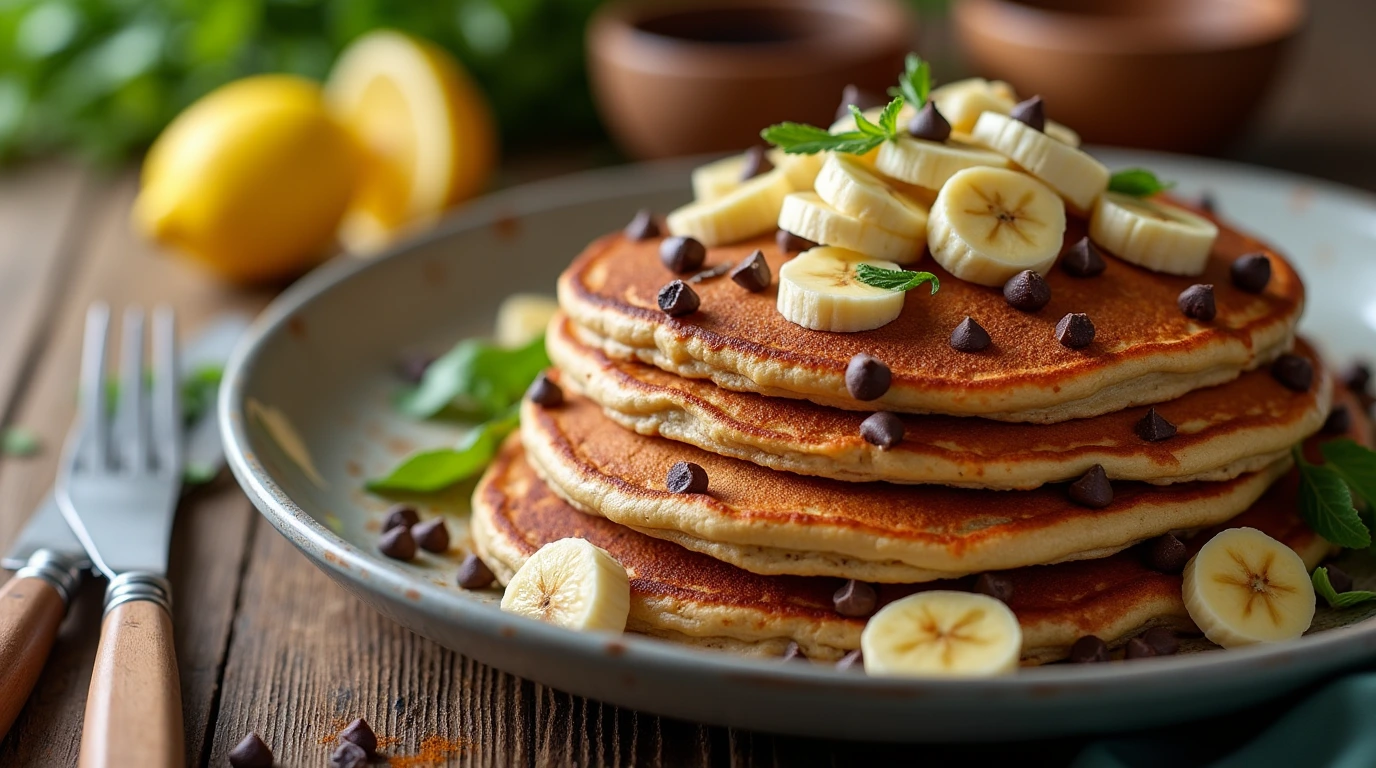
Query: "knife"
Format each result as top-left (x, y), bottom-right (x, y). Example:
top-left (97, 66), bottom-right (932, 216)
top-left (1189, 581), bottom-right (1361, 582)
top-left (0, 314), bottom-right (248, 741)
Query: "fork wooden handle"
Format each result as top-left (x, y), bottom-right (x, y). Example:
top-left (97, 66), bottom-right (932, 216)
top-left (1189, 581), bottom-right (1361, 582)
top-left (0, 575), bottom-right (66, 740)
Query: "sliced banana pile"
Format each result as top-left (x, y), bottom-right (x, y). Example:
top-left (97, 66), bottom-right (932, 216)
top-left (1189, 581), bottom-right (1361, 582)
top-left (500, 537), bottom-right (631, 632)
top-left (928, 166), bottom-right (1066, 286)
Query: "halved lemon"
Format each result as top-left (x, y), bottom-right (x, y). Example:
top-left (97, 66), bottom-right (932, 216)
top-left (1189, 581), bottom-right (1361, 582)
top-left (327, 30), bottom-right (498, 253)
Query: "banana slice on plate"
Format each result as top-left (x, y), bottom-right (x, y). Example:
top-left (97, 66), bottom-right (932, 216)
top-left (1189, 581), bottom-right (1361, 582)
top-left (691, 150), bottom-right (823, 201)
top-left (778, 191), bottom-right (923, 265)
top-left (971, 112), bottom-right (1108, 215)
top-left (931, 78), bottom-right (1080, 146)
top-left (928, 166), bottom-right (1066, 286)
top-left (668, 168), bottom-right (793, 246)
top-left (777, 246), bottom-right (908, 332)
top-left (874, 135), bottom-right (1012, 192)
top-left (500, 537), bottom-right (631, 632)
top-left (494, 293), bottom-right (559, 347)
top-left (1089, 192), bottom-right (1219, 276)
top-left (861, 591), bottom-right (1022, 677)
top-left (814, 153), bottom-right (930, 239)
top-left (1182, 527), bottom-right (1315, 648)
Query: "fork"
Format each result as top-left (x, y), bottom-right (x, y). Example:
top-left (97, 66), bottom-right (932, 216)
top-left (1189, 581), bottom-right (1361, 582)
top-left (57, 304), bottom-right (185, 768)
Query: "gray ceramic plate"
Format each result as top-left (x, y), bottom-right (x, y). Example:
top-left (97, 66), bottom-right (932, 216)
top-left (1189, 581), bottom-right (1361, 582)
top-left (220, 150), bottom-right (1376, 742)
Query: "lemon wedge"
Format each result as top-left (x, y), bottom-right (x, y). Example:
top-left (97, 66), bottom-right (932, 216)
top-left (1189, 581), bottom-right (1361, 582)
top-left (327, 30), bottom-right (498, 253)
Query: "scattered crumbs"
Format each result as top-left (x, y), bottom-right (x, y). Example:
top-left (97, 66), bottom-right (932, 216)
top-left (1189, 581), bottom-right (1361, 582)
top-left (345, 460), bottom-right (364, 478)
top-left (2, 427), bottom-right (40, 458)
top-left (388, 735), bottom-right (467, 767)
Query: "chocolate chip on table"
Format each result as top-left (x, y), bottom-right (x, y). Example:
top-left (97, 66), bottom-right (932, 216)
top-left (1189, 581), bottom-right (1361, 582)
top-left (525, 373), bottom-right (564, 407)
top-left (457, 554), bottom-right (496, 589)
top-left (1199, 191), bottom-right (1217, 214)
top-left (666, 461), bottom-right (709, 494)
top-left (1068, 464), bottom-right (1113, 509)
top-left (1003, 270), bottom-right (1051, 312)
top-left (1061, 237), bottom-right (1106, 278)
top-left (1323, 404), bottom-right (1352, 435)
top-left (1135, 407), bottom-right (1177, 442)
top-left (228, 733), bottom-right (273, 768)
top-left (833, 579), bottom-right (878, 617)
top-left (339, 718), bottom-right (378, 757)
top-left (657, 280), bottom-right (700, 317)
top-left (1143, 534), bottom-right (1189, 574)
top-left (776, 228), bottom-right (817, 253)
top-left (625, 208), bottom-right (660, 241)
top-left (1230, 252), bottom-right (1272, 293)
top-left (660, 236), bottom-right (707, 274)
top-left (1010, 95), bottom-right (1046, 132)
top-left (1344, 363), bottom-right (1372, 396)
top-left (907, 101), bottom-right (952, 142)
top-left (1055, 313), bottom-right (1095, 349)
top-left (781, 640), bottom-right (808, 662)
top-left (730, 249), bottom-right (772, 292)
top-left (1326, 564), bottom-right (1354, 594)
top-left (1141, 627), bottom-right (1180, 656)
top-left (378, 526), bottom-right (417, 561)
top-left (835, 649), bottom-right (864, 670)
top-left (974, 572), bottom-right (1014, 603)
top-left (739, 145), bottom-right (774, 181)
top-left (412, 518), bottom-right (450, 554)
top-left (1177, 284), bottom-right (1217, 322)
top-left (1069, 635), bottom-right (1109, 663)
top-left (949, 316), bottom-right (991, 352)
top-left (382, 504), bottom-right (420, 533)
top-left (845, 353), bottom-right (892, 401)
top-left (859, 412), bottom-right (905, 450)
top-left (1271, 353), bottom-right (1314, 392)
top-left (331, 741), bottom-right (369, 768)
top-left (1124, 638), bottom-right (1156, 660)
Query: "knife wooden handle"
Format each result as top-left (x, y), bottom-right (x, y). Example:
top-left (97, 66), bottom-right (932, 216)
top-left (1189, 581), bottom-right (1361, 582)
top-left (79, 581), bottom-right (183, 768)
top-left (0, 575), bottom-right (65, 740)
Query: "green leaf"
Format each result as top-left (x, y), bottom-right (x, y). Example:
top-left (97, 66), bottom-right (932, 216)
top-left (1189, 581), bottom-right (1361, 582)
top-left (2, 427), bottom-right (39, 457)
top-left (181, 365), bottom-right (224, 426)
top-left (761, 122), bottom-right (883, 156)
top-left (849, 104), bottom-right (888, 138)
top-left (876, 96), bottom-right (904, 137)
top-left (398, 334), bottom-right (549, 420)
top-left (1321, 439), bottom-right (1376, 507)
top-left (1297, 456), bottom-right (1372, 549)
top-left (889, 53), bottom-right (931, 109)
top-left (1107, 168), bottom-right (1175, 198)
top-left (1312, 567), bottom-right (1376, 609)
top-left (183, 462), bottom-right (219, 486)
top-left (367, 408), bottom-right (519, 493)
top-left (855, 264), bottom-right (941, 294)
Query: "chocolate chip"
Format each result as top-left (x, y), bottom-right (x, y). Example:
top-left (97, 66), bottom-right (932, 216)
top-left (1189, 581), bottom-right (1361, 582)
top-left (974, 572), bottom-right (1014, 603)
top-left (1135, 407), bottom-right (1177, 442)
top-left (457, 554), bottom-right (496, 589)
top-left (1143, 534), bottom-right (1188, 574)
top-left (1199, 191), bottom-right (1217, 214)
top-left (1055, 313), bottom-right (1095, 349)
top-left (907, 101), bottom-right (951, 142)
top-left (740, 145), bottom-right (773, 181)
top-left (228, 733), bottom-right (273, 768)
top-left (1124, 638), bottom-right (1155, 660)
top-left (1141, 627), bottom-right (1179, 656)
top-left (1230, 253), bottom-right (1271, 293)
top-left (1010, 95), bottom-right (1045, 132)
top-left (781, 640), bottom-right (808, 662)
top-left (845, 353), bottom-right (891, 401)
top-left (397, 352), bottom-right (437, 384)
top-left (382, 504), bottom-right (419, 533)
top-left (1271, 353), bottom-right (1314, 392)
top-left (1327, 565), bottom-right (1354, 594)
top-left (1003, 270), bottom-right (1051, 312)
top-left (660, 236), bottom-right (706, 274)
top-left (949, 316), bottom-right (991, 352)
top-left (1178, 284), bottom-right (1216, 322)
top-left (730, 249), bottom-right (771, 292)
top-left (833, 580), bottom-right (878, 617)
top-left (776, 229), bottom-right (817, 253)
top-left (835, 84), bottom-right (885, 121)
top-left (859, 412), bottom-right (905, 450)
top-left (625, 208), bottom-right (660, 240)
top-left (331, 741), bottom-right (368, 768)
top-left (657, 280), bottom-right (700, 317)
top-left (666, 461), bottom-right (708, 494)
top-left (1323, 405), bottom-right (1352, 436)
top-left (1344, 363), bottom-right (1372, 396)
top-left (339, 718), bottom-right (378, 757)
top-left (835, 649), bottom-right (864, 670)
top-left (526, 373), bottom-right (564, 407)
top-left (1069, 635), bottom-right (1109, 663)
top-left (1068, 464), bottom-right (1113, 509)
top-left (1061, 237), bottom-right (1106, 278)
top-left (378, 526), bottom-right (417, 561)
top-left (412, 518), bottom-right (450, 554)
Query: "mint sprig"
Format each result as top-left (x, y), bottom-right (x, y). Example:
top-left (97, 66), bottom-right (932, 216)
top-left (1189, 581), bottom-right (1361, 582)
top-left (855, 264), bottom-right (940, 294)
top-left (398, 334), bottom-right (550, 420)
top-left (368, 406), bottom-right (519, 493)
top-left (888, 53), bottom-right (931, 109)
top-left (1108, 168), bottom-right (1175, 198)
top-left (1313, 566), bottom-right (1376, 609)
top-left (1295, 444), bottom-right (1374, 549)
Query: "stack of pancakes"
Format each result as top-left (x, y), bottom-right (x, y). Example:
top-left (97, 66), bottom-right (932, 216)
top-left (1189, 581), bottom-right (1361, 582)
top-left (473, 213), bottom-right (1370, 664)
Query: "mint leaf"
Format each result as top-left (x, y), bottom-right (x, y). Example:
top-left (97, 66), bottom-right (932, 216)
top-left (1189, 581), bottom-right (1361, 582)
top-left (849, 104), bottom-right (889, 138)
top-left (876, 96), bottom-right (905, 137)
top-left (889, 53), bottom-right (931, 109)
top-left (1321, 439), bottom-right (1376, 507)
top-left (367, 408), bottom-right (519, 494)
top-left (2, 427), bottom-right (39, 457)
top-left (761, 122), bottom-right (883, 156)
top-left (1312, 567), bottom-right (1376, 608)
top-left (398, 335), bottom-right (549, 420)
top-left (1297, 452), bottom-right (1372, 549)
top-left (1108, 168), bottom-right (1175, 198)
top-left (855, 264), bottom-right (941, 294)
top-left (181, 365), bottom-right (224, 426)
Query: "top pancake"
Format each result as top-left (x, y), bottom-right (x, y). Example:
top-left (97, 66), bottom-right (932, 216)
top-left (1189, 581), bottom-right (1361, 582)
top-left (559, 212), bottom-right (1304, 423)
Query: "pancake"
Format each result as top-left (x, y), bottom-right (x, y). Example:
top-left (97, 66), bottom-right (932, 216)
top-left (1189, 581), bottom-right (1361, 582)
top-left (550, 315), bottom-right (1333, 489)
top-left (519, 390), bottom-right (1294, 583)
top-left (558, 212), bottom-right (1303, 423)
top-left (471, 438), bottom-right (1328, 665)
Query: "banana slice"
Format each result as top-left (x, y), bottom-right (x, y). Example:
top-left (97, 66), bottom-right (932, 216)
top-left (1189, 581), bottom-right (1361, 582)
top-left (927, 166), bottom-right (1066, 286)
top-left (970, 112), bottom-right (1108, 215)
top-left (668, 168), bottom-right (793, 246)
top-left (691, 150), bottom-right (823, 201)
top-left (1182, 527), bottom-right (1315, 648)
top-left (500, 537), bottom-right (631, 632)
top-left (1089, 192), bottom-right (1219, 276)
top-left (874, 135), bottom-right (1012, 192)
top-left (814, 153), bottom-right (930, 238)
top-left (494, 293), bottom-right (558, 347)
top-left (777, 246), bottom-right (907, 332)
top-left (778, 191), bottom-right (923, 265)
top-left (861, 591), bottom-right (1022, 678)
top-left (931, 78), bottom-right (1080, 146)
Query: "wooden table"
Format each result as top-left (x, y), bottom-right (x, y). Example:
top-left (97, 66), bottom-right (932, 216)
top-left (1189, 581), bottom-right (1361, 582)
top-left (2, 4), bottom-right (1375, 765)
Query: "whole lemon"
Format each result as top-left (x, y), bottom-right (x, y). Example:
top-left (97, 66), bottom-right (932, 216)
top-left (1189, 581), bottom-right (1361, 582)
top-left (134, 75), bottom-right (362, 284)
